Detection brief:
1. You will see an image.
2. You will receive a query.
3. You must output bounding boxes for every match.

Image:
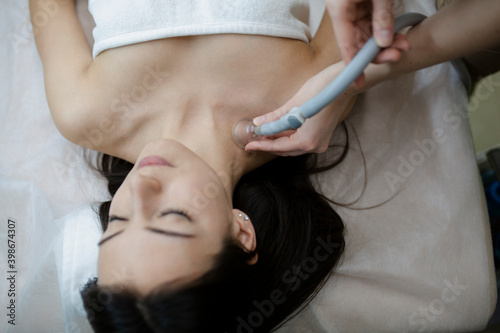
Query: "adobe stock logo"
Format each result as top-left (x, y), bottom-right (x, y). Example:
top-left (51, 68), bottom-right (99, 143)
top-left (383, 100), bottom-right (471, 193)
top-left (408, 276), bottom-right (467, 332)
top-left (234, 235), bottom-right (341, 333)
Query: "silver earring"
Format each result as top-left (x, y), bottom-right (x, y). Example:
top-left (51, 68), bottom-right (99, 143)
top-left (244, 215), bottom-right (249, 221)
top-left (238, 213), bottom-right (243, 218)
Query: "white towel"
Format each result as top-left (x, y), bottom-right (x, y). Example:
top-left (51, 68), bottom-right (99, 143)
top-left (89, 0), bottom-right (325, 58)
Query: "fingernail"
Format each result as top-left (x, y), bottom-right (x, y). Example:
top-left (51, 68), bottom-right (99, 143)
top-left (375, 29), bottom-right (392, 47)
top-left (354, 78), bottom-right (364, 89)
top-left (253, 116), bottom-right (264, 126)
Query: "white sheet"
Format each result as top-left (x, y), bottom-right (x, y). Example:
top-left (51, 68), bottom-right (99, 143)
top-left (0, 0), bottom-right (495, 332)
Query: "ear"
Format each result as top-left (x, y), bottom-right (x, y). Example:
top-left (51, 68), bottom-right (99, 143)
top-left (231, 209), bottom-right (258, 265)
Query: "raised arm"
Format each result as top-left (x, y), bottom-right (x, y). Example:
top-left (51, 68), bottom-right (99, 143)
top-left (29, 0), bottom-right (93, 141)
top-left (362, 0), bottom-right (500, 92)
top-left (437, 0), bottom-right (500, 84)
top-left (247, 0), bottom-right (500, 155)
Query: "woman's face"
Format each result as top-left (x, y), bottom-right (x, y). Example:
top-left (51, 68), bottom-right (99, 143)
top-left (97, 139), bottom-right (254, 295)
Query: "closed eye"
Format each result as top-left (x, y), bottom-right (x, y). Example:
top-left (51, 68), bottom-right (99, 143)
top-left (109, 215), bottom-right (126, 223)
top-left (160, 209), bottom-right (193, 222)
top-left (108, 209), bottom-right (193, 223)
top-left (101, 209), bottom-right (195, 246)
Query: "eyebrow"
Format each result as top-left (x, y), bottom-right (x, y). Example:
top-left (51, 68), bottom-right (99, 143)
top-left (98, 227), bottom-right (195, 246)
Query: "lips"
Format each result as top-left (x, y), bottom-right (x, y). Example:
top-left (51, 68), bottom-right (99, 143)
top-left (137, 156), bottom-right (173, 169)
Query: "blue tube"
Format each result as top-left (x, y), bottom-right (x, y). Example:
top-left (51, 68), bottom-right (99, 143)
top-left (254, 12), bottom-right (428, 137)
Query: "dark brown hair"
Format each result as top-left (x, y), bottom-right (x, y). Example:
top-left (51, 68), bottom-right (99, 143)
top-left (82, 124), bottom-right (349, 333)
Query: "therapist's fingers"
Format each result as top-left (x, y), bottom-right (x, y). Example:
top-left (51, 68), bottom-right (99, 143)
top-left (245, 131), bottom-right (332, 156)
top-left (328, 1), bottom-right (368, 86)
top-left (252, 104), bottom-right (290, 127)
top-left (244, 136), bottom-right (304, 157)
top-left (327, 0), bottom-right (364, 64)
top-left (353, 73), bottom-right (366, 89)
top-left (374, 48), bottom-right (402, 63)
top-left (388, 33), bottom-right (410, 51)
top-left (372, 33), bottom-right (411, 63)
top-left (265, 129), bottom-right (297, 140)
top-left (372, 0), bottom-right (394, 47)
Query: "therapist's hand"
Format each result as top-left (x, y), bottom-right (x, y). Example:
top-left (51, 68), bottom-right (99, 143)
top-left (326, 0), bottom-right (409, 87)
top-left (244, 63), bottom-right (357, 156)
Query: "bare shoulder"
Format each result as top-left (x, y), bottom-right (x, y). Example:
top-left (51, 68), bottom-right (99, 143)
top-left (58, 48), bottom-right (172, 156)
top-left (51, 70), bottom-right (110, 150)
top-left (28, 1), bottom-right (137, 154)
top-left (54, 64), bottom-right (138, 154)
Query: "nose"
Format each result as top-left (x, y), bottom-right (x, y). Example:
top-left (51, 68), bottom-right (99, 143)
top-left (129, 173), bottom-right (162, 216)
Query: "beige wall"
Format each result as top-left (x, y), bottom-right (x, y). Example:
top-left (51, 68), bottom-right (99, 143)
top-left (469, 72), bottom-right (500, 153)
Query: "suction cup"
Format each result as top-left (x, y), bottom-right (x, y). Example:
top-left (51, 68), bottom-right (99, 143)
top-left (232, 119), bottom-right (262, 149)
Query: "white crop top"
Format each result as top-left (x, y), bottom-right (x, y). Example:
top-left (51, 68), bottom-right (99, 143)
top-left (88, 0), bottom-right (325, 58)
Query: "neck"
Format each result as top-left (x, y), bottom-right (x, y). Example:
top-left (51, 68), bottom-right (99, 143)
top-left (160, 106), bottom-right (276, 202)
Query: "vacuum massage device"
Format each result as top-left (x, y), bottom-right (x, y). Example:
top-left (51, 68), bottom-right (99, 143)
top-left (232, 13), bottom-right (470, 148)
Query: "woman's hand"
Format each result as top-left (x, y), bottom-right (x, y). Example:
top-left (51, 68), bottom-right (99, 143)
top-left (326, 0), bottom-right (409, 87)
top-left (244, 63), bottom-right (358, 157)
